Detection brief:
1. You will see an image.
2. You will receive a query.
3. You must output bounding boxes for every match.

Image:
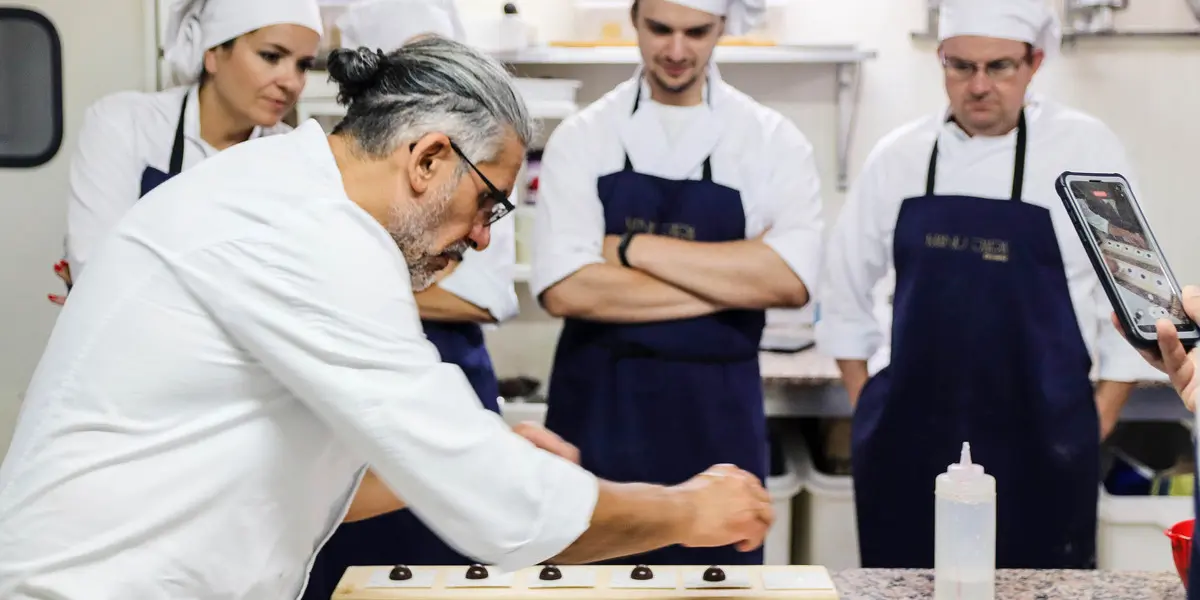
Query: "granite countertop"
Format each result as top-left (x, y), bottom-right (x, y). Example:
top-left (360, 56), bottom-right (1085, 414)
top-left (831, 569), bottom-right (1186, 600)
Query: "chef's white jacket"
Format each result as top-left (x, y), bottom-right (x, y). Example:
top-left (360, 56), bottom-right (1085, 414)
top-left (530, 69), bottom-right (824, 299)
top-left (65, 82), bottom-right (519, 322)
top-left (64, 84), bottom-right (289, 277)
top-left (815, 95), bottom-right (1163, 383)
top-left (0, 120), bottom-right (597, 600)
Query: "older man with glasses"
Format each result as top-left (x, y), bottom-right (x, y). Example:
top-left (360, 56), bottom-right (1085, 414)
top-left (814, 0), bottom-right (1159, 570)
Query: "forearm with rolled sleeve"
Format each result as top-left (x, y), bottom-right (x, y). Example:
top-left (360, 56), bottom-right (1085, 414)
top-left (813, 157), bottom-right (891, 360)
top-left (437, 195), bottom-right (521, 322)
top-left (171, 212), bottom-right (599, 570)
top-left (760, 123), bottom-right (825, 296)
top-left (530, 127), bottom-right (606, 299)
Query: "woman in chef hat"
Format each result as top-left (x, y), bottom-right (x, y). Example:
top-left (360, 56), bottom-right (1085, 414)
top-left (52, 0), bottom-right (323, 300)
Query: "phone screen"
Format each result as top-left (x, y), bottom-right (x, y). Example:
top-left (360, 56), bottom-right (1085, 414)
top-left (1066, 178), bottom-right (1193, 336)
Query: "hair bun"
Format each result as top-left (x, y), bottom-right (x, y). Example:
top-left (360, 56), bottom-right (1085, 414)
top-left (327, 47), bottom-right (385, 104)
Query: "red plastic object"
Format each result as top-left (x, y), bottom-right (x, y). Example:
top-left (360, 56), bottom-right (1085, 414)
top-left (1167, 518), bottom-right (1194, 588)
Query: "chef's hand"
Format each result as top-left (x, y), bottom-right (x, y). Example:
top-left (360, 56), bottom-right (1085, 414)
top-left (672, 463), bottom-right (773, 552)
top-left (512, 421), bottom-right (581, 464)
top-left (1114, 284), bottom-right (1200, 411)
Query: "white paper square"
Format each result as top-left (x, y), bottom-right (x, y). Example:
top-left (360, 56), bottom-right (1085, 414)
top-left (365, 567), bottom-right (437, 588)
top-left (608, 567), bottom-right (678, 589)
top-left (681, 566), bottom-right (752, 589)
top-left (444, 568), bottom-right (515, 588)
top-left (525, 566), bottom-right (598, 589)
top-left (761, 569), bottom-right (836, 591)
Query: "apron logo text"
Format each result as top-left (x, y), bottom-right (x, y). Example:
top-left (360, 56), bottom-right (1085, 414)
top-left (925, 234), bottom-right (1010, 262)
top-left (624, 218), bottom-right (697, 241)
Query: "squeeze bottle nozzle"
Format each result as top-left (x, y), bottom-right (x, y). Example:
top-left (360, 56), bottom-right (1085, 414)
top-left (948, 441), bottom-right (985, 479)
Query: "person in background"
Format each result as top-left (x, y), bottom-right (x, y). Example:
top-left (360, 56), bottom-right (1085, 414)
top-left (302, 1), bottom-right (522, 597)
top-left (52, 0), bottom-right (324, 303)
top-left (532, 0), bottom-right (822, 566)
top-left (0, 37), bottom-right (774, 600)
top-left (814, 0), bottom-right (1163, 570)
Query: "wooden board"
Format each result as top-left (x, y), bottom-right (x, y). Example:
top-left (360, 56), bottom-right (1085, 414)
top-left (331, 565), bottom-right (839, 600)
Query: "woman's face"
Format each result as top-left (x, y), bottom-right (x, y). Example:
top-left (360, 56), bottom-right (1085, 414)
top-left (203, 24), bottom-right (320, 127)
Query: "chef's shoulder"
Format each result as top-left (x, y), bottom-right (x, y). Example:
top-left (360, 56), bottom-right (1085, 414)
top-left (542, 79), bottom-right (634, 159)
top-left (79, 85), bottom-right (189, 139)
top-left (1035, 99), bottom-right (1127, 155)
top-left (721, 84), bottom-right (816, 156)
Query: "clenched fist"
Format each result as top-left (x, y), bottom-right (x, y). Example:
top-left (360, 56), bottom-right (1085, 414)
top-left (672, 463), bottom-right (774, 552)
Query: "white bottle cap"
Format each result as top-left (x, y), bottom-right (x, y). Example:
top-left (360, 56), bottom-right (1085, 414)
top-left (948, 442), bottom-right (984, 478)
top-left (937, 442), bottom-right (995, 500)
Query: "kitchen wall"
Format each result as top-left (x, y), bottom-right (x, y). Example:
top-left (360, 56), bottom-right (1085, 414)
top-left (464, 0), bottom-right (1200, 386)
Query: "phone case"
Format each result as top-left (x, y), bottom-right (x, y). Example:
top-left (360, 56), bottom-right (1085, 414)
top-left (1055, 171), bottom-right (1197, 352)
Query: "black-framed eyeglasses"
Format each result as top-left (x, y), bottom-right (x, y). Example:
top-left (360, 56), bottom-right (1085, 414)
top-left (448, 140), bottom-right (514, 226)
top-left (940, 54), bottom-right (1028, 82)
top-left (408, 139), bottom-right (516, 226)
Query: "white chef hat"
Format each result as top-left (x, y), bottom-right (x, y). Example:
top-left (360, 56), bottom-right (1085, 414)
top-left (665, 0), bottom-right (768, 36)
top-left (337, 0), bottom-right (466, 50)
top-left (938, 0), bottom-right (1062, 59)
top-left (164, 0), bottom-right (325, 87)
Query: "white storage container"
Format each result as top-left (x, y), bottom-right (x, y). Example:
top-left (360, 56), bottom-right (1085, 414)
top-left (513, 78), bottom-right (581, 121)
top-left (788, 434), bottom-right (860, 571)
top-left (1097, 485), bottom-right (1193, 572)
top-left (765, 439), bottom-right (802, 565)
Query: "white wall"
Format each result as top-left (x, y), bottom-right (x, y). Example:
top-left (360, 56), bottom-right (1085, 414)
top-left (466, 0), bottom-right (1200, 385)
top-left (0, 0), bottom-right (151, 455)
top-left (1, 0), bottom-right (1197, 452)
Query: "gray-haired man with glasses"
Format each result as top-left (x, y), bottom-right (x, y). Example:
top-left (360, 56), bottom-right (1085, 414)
top-left (815, 0), bottom-right (1159, 570)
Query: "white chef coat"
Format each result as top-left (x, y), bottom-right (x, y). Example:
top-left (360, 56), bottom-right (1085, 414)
top-left (434, 195), bottom-right (520, 322)
top-left (814, 94), bottom-right (1164, 383)
top-left (530, 70), bottom-right (824, 299)
top-left (64, 84), bottom-right (289, 279)
top-left (0, 120), bottom-right (597, 600)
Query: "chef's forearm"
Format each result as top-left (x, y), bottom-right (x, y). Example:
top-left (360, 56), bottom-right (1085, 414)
top-left (344, 469), bottom-right (407, 523)
top-left (549, 481), bottom-right (692, 564)
top-left (540, 264), bottom-right (718, 323)
top-left (1096, 379), bottom-right (1134, 439)
top-left (415, 285), bottom-right (495, 323)
top-left (627, 235), bottom-right (808, 309)
top-left (836, 359), bottom-right (870, 409)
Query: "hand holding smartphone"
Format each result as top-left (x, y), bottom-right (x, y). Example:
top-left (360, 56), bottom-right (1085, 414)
top-left (1055, 171), bottom-right (1199, 353)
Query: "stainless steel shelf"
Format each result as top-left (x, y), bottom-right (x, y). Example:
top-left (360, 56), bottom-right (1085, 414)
top-left (491, 44), bottom-right (876, 65)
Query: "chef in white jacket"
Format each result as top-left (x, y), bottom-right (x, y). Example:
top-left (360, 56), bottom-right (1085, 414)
top-left (0, 37), bottom-right (774, 600)
top-left (814, 0), bottom-right (1161, 571)
top-left (303, 2), bottom-right (521, 597)
top-left (54, 0), bottom-right (324, 302)
top-left (532, 0), bottom-right (822, 567)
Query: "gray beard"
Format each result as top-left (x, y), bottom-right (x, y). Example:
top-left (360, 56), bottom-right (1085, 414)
top-left (387, 180), bottom-right (463, 291)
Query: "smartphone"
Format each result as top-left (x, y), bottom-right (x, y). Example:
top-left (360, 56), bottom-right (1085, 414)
top-left (1056, 171), bottom-right (1199, 352)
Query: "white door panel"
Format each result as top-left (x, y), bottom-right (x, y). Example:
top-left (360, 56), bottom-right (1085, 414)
top-left (0, 0), bottom-right (152, 458)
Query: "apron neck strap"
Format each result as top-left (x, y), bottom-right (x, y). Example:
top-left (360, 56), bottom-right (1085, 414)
top-left (169, 93), bottom-right (189, 176)
top-left (621, 72), bottom-right (715, 181)
top-left (925, 109), bottom-right (1028, 201)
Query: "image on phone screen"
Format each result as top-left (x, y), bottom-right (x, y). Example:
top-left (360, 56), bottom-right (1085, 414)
top-left (1066, 179), bottom-right (1190, 335)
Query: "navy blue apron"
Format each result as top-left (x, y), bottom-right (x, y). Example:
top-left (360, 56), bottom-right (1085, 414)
top-left (139, 94), bottom-right (188, 198)
top-left (542, 85), bottom-right (769, 566)
top-left (851, 111), bottom-right (1100, 569)
top-left (303, 321), bottom-right (502, 599)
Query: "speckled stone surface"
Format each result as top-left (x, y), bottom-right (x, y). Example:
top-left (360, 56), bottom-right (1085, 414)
top-left (830, 569), bottom-right (1186, 600)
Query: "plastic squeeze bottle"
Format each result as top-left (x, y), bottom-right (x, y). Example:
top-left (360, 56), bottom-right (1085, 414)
top-left (934, 442), bottom-right (996, 600)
